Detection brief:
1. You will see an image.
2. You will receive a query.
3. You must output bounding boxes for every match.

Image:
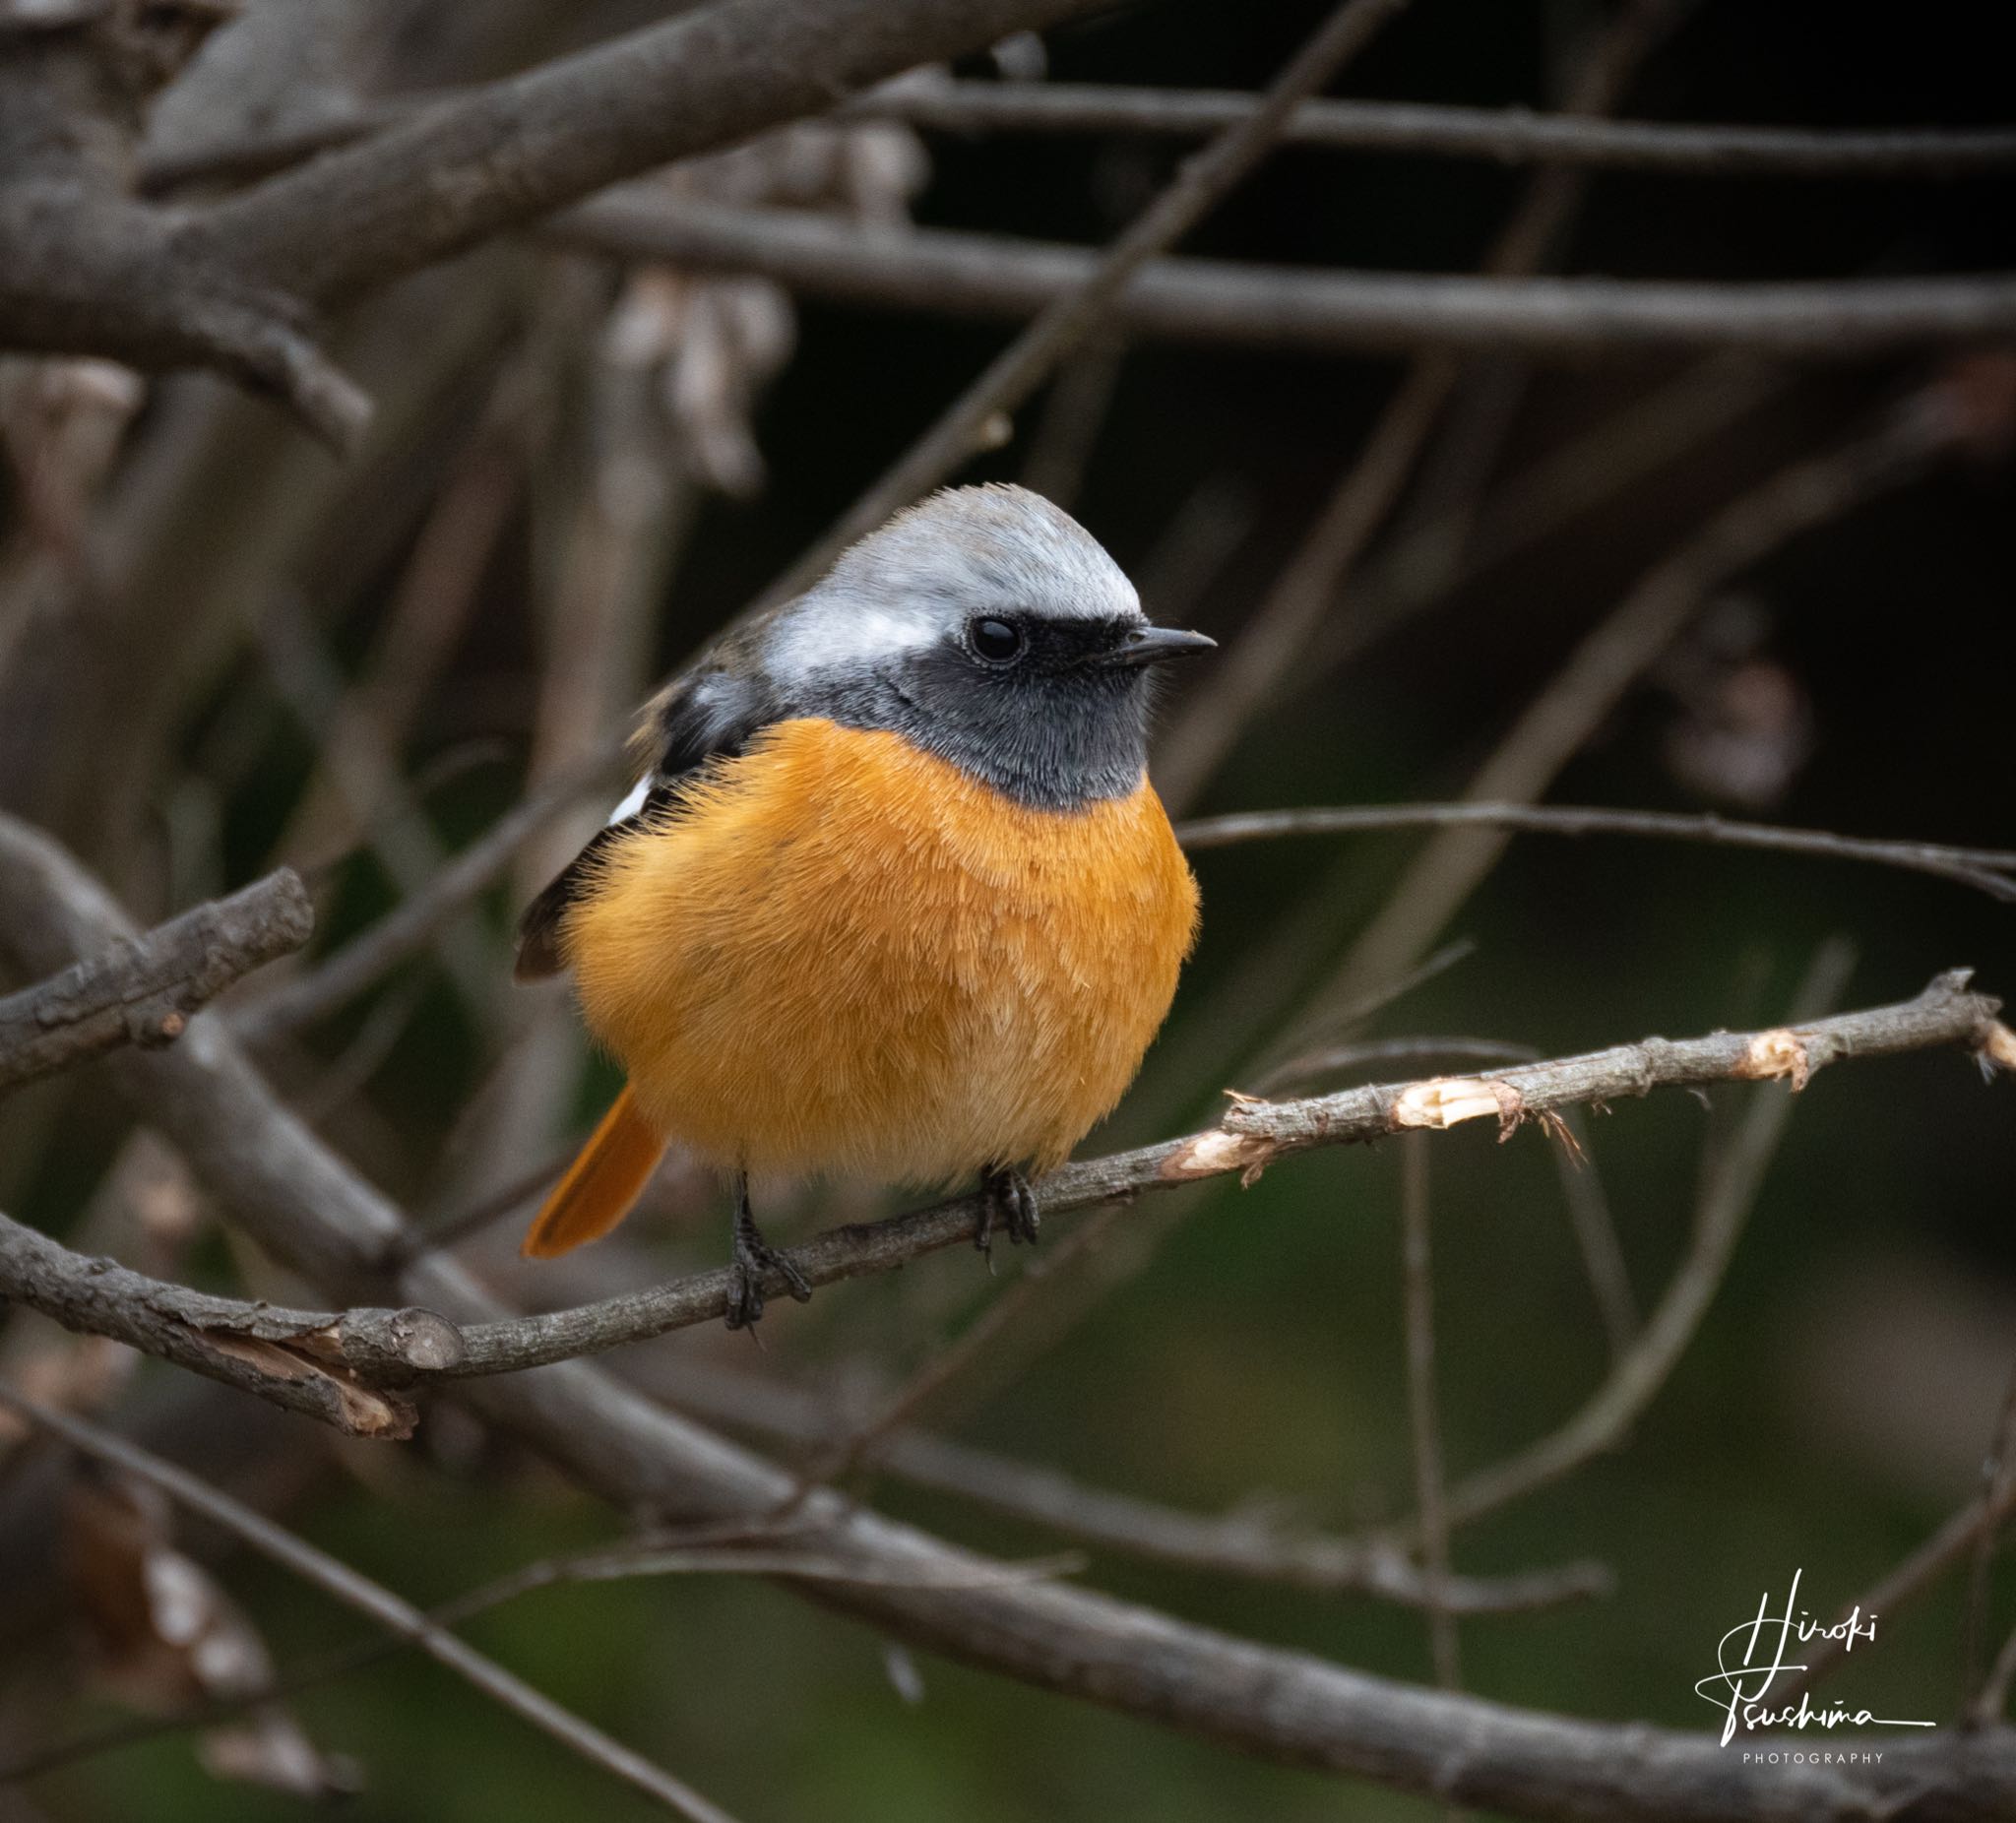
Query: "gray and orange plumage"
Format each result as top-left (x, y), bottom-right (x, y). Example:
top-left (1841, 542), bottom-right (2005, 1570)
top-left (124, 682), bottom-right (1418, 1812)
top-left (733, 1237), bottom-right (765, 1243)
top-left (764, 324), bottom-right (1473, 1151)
top-left (515, 484), bottom-right (1211, 1325)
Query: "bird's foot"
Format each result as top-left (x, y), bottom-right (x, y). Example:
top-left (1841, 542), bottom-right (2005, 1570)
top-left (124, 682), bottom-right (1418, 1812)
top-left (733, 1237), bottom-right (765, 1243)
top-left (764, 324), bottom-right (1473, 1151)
top-left (974, 1164), bottom-right (1040, 1261)
top-left (725, 1215), bottom-right (812, 1331)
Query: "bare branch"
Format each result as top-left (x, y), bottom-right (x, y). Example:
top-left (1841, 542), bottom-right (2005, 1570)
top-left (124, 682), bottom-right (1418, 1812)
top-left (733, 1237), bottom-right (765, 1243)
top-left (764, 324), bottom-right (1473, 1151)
top-left (4, 0), bottom-right (1115, 419)
top-left (200, 0), bottom-right (1114, 310)
top-left (0, 868), bottom-right (311, 1091)
top-left (0, 1384), bottom-right (742, 1823)
top-left (553, 196), bottom-right (2016, 357)
top-left (437, 968), bottom-right (2001, 1372)
top-left (1152, 0), bottom-right (1681, 815)
top-left (0, 1207), bottom-right (464, 1438)
top-left (1374, 943), bottom-right (1854, 1541)
top-left (1268, 387), bottom-right (1979, 1066)
top-left (1400, 1136), bottom-right (1460, 1685)
top-left (0, 8), bottom-right (369, 448)
top-left (847, 79), bottom-right (2016, 177)
top-left (232, 753), bottom-right (619, 1042)
top-left (5, 816), bottom-right (2015, 1820)
top-left (657, 1362), bottom-right (1611, 1614)
top-left (1175, 801), bottom-right (2016, 902)
top-left (139, 84), bottom-right (2016, 201)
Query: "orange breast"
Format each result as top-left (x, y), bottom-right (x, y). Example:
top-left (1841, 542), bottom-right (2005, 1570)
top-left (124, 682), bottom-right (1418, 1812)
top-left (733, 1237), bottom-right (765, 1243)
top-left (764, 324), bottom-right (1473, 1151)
top-left (560, 718), bottom-right (1198, 1183)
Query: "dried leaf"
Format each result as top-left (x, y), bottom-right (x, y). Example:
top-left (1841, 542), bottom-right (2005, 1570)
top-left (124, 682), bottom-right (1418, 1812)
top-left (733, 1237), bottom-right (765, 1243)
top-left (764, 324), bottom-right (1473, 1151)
top-left (61, 1474), bottom-right (360, 1797)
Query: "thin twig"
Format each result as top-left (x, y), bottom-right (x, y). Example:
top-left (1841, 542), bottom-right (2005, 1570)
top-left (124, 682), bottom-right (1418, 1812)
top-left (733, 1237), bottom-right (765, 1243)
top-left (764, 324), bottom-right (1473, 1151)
top-left (1964, 1364), bottom-right (2016, 1714)
top-left (1401, 1136), bottom-right (1461, 1688)
top-left (232, 750), bottom-right (622, 1042)
top-left (1153, 0), bottom-right (1684, 814)
top-left (1267, 390), bottom-right (1975, 1068)
top-left (0, 870), bottom-right (312, 1092)
top-left (0, 1384), bottom-right (741, 1823)
top-left (426, 966), bottom-right (1998, 1374)
top-left (753, 0), bottom-right (1414, 608)
top-left (653, 1360), bottom-right (1610, 1614)
top-left (138, 84), bottom-right (2016, 199)
top-left (1175, 801), bottom-right (2016, 901)
top-left (1388, 942), bottom-right (1855, 1540)
top-left (845, 80), bottom-right (2016, 177)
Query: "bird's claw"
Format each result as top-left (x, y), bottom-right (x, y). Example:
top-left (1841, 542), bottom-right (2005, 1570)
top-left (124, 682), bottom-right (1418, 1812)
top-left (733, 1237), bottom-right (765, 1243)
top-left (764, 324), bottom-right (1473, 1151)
top-left (725, 1228), bottom-right (811, 1331)
top-left (974, 1165), bottom-right (1040, 1260)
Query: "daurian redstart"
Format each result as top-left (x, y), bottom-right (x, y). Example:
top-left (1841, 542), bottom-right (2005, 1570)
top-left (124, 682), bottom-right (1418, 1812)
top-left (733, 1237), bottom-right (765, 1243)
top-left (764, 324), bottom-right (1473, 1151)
top-left (514, 483), bottom-right (1211, 1327)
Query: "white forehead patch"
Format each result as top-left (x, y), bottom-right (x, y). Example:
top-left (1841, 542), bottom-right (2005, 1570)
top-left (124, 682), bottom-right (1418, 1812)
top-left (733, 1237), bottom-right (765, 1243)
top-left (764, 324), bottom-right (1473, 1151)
top-left (764, 484), bottom-right (1140, 686)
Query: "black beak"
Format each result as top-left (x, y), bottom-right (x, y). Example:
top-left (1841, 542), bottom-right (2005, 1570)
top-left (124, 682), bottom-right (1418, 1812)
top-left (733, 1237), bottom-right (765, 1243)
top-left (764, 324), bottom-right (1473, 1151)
top-left (1096, 625), bottom-right (1218, 669)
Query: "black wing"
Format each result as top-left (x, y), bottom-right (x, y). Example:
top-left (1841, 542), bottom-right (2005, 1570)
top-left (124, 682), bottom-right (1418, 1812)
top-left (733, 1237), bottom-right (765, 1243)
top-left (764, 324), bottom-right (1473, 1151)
top-left (512, 663), bottom-right (768, 980)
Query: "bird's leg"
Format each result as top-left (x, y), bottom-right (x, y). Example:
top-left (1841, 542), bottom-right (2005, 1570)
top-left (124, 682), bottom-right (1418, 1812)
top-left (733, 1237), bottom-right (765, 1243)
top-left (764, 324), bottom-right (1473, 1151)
top-left (724, 1171), bottom-right (811, 1331)
top-left (974, 1163), bottom-right (1040, 1259)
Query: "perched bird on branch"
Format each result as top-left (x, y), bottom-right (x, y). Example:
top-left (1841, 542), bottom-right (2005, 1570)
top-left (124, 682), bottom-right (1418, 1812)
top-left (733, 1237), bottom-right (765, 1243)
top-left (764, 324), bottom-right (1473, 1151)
top-left (514, 483), bottom-right (1211, 1326)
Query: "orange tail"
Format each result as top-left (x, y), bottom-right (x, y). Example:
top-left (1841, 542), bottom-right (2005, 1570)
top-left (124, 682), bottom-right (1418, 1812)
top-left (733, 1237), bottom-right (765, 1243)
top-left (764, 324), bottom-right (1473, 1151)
top-left (521, 1086), bottom-right (666, 1259)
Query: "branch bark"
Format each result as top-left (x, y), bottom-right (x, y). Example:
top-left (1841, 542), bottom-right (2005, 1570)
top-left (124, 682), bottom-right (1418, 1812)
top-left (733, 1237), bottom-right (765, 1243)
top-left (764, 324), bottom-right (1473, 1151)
top-left (553, 196), bottom-right (2016, 356)
top-left (1175, 802), bottom-right (2016, 901)
top-left (139, 83), bottom-right (2016, 198)
top-left (198, 0), bottom-right (1113, 308)
top-left (0, 1207), bottom-right (463, 1438)
top-left (0, 867), bottom-right (313, 1092)
top-left (650, 1361), bottom-right (1610, 1614)
top-left (1, 0), bottom-right (1113, 417)
top-left (845, 80), bottom-right (2016, 177)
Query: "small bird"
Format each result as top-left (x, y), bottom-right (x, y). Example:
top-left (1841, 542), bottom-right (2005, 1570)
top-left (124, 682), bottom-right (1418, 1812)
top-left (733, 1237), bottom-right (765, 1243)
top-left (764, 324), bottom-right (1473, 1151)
top-left (514, 483), bottom-right (1211, 1327)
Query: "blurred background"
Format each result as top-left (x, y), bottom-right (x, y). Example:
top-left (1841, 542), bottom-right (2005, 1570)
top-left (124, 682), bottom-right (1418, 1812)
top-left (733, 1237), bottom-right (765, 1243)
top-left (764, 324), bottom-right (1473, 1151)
top-left (2, 0), bottom-right (2013, 1817)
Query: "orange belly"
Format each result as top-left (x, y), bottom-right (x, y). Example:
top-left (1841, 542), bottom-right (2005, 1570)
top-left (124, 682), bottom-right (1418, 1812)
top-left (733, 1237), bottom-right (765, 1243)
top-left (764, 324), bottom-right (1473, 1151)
top-left (560, 717), bottom-right (1198, 1182)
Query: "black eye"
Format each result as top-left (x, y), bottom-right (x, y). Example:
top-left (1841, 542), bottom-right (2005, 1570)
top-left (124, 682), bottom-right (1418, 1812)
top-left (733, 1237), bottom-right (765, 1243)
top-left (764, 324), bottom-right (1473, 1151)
top-left (968, 616), bottom-right (1026, 663)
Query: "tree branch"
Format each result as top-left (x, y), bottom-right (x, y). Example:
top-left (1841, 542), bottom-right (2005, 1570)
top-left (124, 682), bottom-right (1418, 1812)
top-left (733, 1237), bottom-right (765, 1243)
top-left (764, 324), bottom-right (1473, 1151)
top-left (138, 84), bottom-right (2016, 200)
top-left (1175, 801), bottom-right (2016, 901)
top-left (0, 1207), bottom-right (463, 1438)
top-left (845, 79), bottom-right (2016, 177)
top-left (198, 0), bottom-right (1113, 310)
top-left (431, 968), bottom-right (2002, 1370)
top-left (0, 867), bottom-right (312, 1092)
top-left (650, 1361), bottom-right (1609, 1614)
top-left (231, 752), bottom-right (620, 1042)
top-left (552, 196), bottom-right (2016, 356)
top-left (3, 0), bottom-right (1114, 419)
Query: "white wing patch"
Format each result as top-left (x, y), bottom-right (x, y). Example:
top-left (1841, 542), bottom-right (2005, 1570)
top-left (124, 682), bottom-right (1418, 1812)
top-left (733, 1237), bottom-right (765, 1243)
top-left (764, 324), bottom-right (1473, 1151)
top-left (603, 777), bottom-right (652, 829)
